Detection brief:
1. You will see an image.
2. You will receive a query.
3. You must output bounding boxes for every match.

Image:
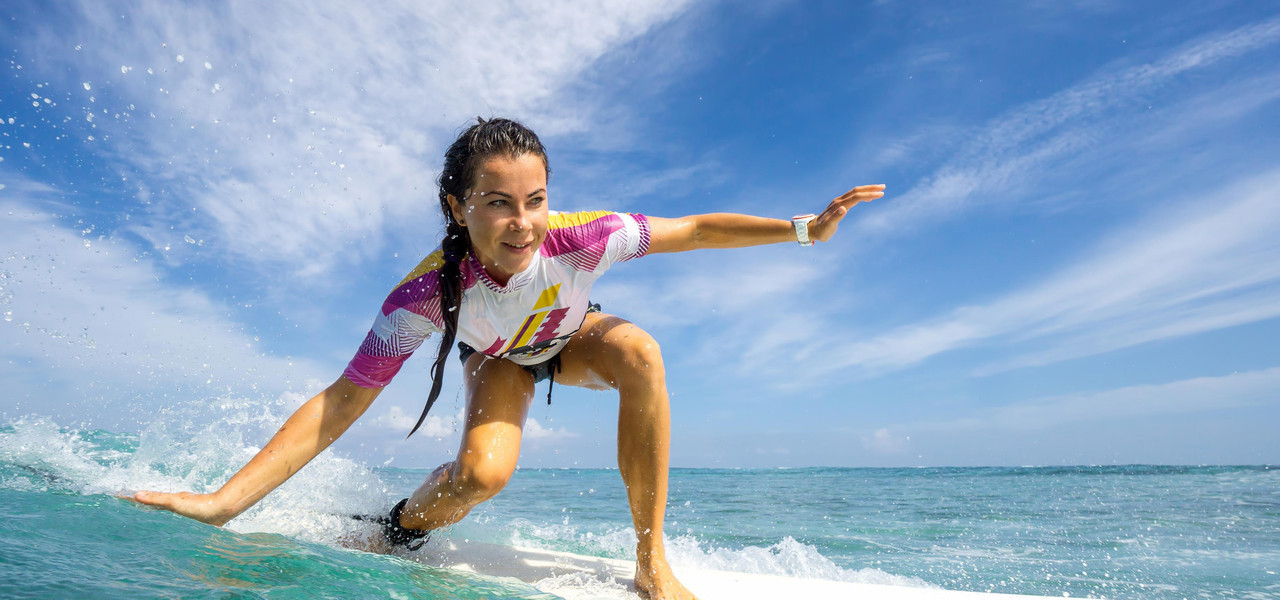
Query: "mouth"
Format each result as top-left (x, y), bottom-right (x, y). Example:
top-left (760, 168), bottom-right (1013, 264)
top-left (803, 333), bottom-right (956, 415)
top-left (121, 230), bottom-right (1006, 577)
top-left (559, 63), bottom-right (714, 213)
top-left (502, 241), bottom-right (533, 251)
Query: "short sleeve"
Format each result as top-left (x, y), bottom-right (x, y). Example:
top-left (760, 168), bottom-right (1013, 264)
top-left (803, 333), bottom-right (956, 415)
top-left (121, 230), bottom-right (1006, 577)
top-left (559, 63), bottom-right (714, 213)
top-left (342, 253), bottom-right (446, 388)
top-left (541, 211), bottom-right (651, 274)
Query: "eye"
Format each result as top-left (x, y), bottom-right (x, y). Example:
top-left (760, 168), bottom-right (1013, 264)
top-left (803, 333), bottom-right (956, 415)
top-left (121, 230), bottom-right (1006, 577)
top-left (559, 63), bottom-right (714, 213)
top-left (528, 197), bottom-right (545, 208)
top-left (488, 198), bottom-right (509, 208)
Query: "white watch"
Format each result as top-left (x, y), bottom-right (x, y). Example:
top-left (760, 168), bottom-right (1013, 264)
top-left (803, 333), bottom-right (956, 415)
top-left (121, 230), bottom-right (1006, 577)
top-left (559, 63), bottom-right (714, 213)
top-left (792, 214), bottom-right (817, 246)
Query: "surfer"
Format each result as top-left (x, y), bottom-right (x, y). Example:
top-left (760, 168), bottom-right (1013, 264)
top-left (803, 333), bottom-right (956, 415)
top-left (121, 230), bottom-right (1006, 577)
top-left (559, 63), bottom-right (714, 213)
top-left (129, 117), bottom-right (883, 600)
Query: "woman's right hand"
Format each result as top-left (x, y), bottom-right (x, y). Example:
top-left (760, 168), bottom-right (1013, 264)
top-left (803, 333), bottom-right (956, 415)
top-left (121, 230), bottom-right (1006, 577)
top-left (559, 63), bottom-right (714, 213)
top-left (127, 490), bottom-right (234, 527)
top-left (121, 378), bottom-right (380, 529)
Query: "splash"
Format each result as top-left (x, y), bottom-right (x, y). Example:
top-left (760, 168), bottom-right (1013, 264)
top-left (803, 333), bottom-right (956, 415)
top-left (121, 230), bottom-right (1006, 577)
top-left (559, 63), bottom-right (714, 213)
top-left (502, 518), bottom-right (936, 588)
top-left (0, 394), bottom-right (391, 547)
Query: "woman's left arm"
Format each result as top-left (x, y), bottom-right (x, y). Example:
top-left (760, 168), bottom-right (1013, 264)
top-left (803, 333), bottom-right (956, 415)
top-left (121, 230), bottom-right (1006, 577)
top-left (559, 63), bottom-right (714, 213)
top-left (646, 184), bottom-right (885, 254)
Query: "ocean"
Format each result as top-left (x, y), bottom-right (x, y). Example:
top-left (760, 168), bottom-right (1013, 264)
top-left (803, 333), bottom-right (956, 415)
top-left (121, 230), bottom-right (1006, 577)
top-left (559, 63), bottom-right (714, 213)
top-left (1, 416), bottom-right (1277, 599)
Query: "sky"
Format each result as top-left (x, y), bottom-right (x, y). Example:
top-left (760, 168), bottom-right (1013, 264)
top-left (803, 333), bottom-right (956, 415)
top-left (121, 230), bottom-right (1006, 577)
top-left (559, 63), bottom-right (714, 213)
top-left (1, 0), bottom-right (1278, 468)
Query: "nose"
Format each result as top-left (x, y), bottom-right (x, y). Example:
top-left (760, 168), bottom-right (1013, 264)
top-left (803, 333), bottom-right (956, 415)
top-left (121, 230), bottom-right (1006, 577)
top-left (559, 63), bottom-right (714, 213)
top-left (511, 206), bottom-right (531, 232)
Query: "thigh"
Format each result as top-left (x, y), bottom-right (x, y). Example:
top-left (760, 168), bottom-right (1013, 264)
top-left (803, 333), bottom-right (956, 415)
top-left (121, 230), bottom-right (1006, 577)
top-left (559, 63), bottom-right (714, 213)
top-left (456, 352), bottom-right (536, 471)
top-left (555, 311), bottom-right (664, 391)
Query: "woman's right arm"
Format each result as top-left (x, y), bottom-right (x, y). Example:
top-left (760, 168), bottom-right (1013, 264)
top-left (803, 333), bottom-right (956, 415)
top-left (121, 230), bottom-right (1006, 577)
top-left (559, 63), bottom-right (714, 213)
top-left (128, 376), bottom-right (382, 526)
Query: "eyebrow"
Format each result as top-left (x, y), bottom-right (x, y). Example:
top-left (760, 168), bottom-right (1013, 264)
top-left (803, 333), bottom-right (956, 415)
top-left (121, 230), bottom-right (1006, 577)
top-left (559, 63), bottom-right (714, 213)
top-left (480, 188), bottom-right (546, 199)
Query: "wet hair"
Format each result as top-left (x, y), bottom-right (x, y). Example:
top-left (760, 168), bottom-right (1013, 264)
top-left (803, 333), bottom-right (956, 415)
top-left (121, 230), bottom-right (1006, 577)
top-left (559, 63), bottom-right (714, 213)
top-left (407, 117), bottom-right (550, 438)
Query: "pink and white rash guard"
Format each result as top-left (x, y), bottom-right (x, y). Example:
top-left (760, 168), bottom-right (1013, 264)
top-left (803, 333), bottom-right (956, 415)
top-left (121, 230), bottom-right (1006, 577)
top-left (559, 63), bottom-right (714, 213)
top-left (343, 211), bottom-right (651, 388)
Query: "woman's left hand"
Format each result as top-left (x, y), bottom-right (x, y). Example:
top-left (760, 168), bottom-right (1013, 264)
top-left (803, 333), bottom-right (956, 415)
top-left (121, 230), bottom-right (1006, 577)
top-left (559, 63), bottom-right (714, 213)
top-left (807, 184), bottom-right (885, 243)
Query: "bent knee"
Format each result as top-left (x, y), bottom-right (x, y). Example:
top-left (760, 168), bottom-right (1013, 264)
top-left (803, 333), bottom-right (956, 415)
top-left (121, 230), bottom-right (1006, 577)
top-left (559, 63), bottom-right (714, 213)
top-left (603, 326), bottom-right (665, 385)
top-left (453, 458), bottom-right (514, 501)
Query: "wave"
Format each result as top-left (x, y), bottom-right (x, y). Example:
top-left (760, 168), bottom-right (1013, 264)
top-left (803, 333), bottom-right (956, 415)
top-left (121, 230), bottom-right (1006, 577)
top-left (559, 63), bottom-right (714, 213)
top-left (2, 409), bottom-right (923, 593)
top-left (499, 517), bottom-right (935, 588)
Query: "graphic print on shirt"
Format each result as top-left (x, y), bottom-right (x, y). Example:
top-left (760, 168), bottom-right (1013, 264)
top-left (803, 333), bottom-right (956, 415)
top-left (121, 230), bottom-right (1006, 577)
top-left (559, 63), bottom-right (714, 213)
top-left (484, 283), bottom-right (571, 358)
top-left (343, 210), bottom-right (651, 388)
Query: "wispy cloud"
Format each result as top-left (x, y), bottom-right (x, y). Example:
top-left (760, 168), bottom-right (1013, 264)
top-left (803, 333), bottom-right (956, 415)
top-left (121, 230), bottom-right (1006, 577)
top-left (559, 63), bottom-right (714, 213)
top-left (17, 0), bottom-right (696, 283)
top-left (588, 17), bottom-right (1280, 390)
top-left (908, 366), bottom-right (1280, 433)
top-left (811, 168), bottom-right (1280, 376)
top-left (0, 189), bottom-right (326, 408)
top-left (855, 16), bottom-right (1280, 237)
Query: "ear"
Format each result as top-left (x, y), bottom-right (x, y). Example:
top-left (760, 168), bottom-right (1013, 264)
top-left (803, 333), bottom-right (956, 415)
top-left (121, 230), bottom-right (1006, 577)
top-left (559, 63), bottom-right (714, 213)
top-left (447, 193), bottom-right (466, 226)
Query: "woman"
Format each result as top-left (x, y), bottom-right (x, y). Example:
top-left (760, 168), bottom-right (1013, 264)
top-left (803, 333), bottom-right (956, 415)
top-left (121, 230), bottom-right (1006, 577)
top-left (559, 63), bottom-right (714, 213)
top-left (130, 117), bottom-right (884, 600)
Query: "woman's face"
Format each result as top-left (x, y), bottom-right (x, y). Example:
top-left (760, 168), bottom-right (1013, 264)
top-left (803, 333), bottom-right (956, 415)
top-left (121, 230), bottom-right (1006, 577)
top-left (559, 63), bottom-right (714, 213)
top-left (450, 153), bottom-right (549, 286)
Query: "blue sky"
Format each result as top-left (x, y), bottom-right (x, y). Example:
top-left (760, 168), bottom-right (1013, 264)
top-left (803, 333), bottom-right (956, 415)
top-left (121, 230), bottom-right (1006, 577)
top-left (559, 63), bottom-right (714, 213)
top-left (2, 1), bottom-right (1278, 468)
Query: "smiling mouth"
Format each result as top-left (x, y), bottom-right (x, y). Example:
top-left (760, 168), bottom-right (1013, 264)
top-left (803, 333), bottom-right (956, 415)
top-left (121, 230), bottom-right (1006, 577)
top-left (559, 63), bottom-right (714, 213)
top-left (503, 242), bottom-right (532, 250)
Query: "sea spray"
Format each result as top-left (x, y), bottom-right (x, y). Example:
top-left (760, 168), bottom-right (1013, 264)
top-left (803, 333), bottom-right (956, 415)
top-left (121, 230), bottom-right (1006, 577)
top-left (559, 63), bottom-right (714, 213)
top-left (0, 393), bottom-right (392, 547)
top-left (498, 515), bottom-right (935, 588)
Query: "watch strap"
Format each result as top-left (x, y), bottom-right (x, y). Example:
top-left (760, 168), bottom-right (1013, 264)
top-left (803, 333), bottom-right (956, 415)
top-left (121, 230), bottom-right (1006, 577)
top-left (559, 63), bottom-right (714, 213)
top-left (792, 214), bottom-right (816, 246)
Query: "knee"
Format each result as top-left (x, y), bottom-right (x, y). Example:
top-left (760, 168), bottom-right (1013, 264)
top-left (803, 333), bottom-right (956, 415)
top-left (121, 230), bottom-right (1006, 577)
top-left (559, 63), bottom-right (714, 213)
top-left (605, 326), bottom-right (665, 387)
top-left (452, 457), bottom-right (514, 502)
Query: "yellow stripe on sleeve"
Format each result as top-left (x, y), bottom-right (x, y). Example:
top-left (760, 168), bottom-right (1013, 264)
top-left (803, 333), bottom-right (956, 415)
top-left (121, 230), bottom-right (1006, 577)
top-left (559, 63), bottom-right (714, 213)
top-left (547, 210), bottom-right (614, 230)
top-left (397, 249), bottom-right (446, 287)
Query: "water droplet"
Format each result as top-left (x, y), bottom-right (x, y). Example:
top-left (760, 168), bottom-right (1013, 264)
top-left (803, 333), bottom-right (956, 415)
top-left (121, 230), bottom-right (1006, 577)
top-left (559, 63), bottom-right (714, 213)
top-left (183, 235), bottom-right (196, 244)
top-left (82, 82), bottom-right (91, 91)
top-left (204, 61), bottom-right (212, 70)
top-left (176, 54), bottom-right (185, 63)
top-left (3, 311), bottom-right (11, 322)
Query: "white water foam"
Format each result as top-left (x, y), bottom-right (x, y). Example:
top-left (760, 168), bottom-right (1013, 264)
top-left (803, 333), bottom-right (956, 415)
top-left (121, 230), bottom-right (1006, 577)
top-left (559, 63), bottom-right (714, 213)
top-left (503, 518), bottom-right (937, 589)
top-left (0, 395), bottom-right (392, 548)
top-left (4, 408), bottom-right (934, 592)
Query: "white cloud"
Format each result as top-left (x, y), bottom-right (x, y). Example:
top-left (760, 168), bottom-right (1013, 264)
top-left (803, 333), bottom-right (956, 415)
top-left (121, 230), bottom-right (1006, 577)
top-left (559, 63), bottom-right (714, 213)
top-left (592, 20), bottom-right (1280, 386)
top-left (810, 169), bottom-right (1280, 376)
top-left (24, 0), bottom-right (696, 284)
top-left (855, 16), bottom-right (1280, 238)
top-left (366, 404), bottom-right (460, 439)
top-left (861, 428), bottom-right (909, 454)
top-left (0, 195), bottom-right (326, 407)
top-left (910, 366), bottom-right (1280, 433)
top-left (524, 417), bottom-right (576, 441)
top-left (363, 404), bottom-right (570, 442)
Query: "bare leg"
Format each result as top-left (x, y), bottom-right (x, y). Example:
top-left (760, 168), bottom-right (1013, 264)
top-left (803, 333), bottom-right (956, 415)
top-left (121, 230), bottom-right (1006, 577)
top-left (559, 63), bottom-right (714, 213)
top-left (557, 313), bottom-right (697, 600)
top-left (398, 353), bottom-right (534, 531)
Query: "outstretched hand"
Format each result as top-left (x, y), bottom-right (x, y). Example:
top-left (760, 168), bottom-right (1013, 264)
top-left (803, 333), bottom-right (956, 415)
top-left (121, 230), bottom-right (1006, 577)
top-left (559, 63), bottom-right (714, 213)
top-left (123, 490), bottom-right (233, 527)
top-left (807, 184), bottom-right (885, 243)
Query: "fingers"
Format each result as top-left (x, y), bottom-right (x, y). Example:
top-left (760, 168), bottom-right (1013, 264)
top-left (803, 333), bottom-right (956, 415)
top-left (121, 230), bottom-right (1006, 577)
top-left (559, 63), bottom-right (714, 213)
top-left (838, 184), bottom-right (886, 196)
top-left (129, 490), bottom-right (171, 507)
top-left (808, 185), bottom-right (885, 242)
top-left (833, 184), bottom-right (885, 207)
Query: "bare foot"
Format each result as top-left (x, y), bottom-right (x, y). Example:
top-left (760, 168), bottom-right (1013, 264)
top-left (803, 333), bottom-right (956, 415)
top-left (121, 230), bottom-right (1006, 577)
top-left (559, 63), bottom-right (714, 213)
top-left (634, 551), bottom-right (697, 600)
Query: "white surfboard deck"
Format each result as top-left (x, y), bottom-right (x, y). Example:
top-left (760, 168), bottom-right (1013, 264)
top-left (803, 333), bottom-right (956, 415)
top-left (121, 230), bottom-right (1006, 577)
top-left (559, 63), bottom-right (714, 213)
top-left (412, 539), bottom-right (1064, 600)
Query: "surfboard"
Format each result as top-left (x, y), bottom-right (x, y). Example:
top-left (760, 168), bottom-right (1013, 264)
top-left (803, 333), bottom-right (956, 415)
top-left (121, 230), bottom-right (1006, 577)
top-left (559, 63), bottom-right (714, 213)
top-left (409, 538), bottom-right (1067, 600)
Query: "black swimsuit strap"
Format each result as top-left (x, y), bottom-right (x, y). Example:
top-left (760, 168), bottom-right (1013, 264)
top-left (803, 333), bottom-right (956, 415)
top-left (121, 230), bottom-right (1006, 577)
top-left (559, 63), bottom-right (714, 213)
top-left (545, 352), bottom-right (563, 405)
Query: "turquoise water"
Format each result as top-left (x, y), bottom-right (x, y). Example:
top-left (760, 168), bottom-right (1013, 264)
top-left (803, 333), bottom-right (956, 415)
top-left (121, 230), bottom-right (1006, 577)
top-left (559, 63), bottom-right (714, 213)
top-left (2, 417), bottom-right (1278, 599)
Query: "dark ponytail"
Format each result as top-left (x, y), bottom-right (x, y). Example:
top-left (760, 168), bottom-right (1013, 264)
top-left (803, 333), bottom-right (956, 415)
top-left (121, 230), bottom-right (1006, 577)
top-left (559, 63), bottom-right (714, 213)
top-left (406, 117), bottom-right (549, 438)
